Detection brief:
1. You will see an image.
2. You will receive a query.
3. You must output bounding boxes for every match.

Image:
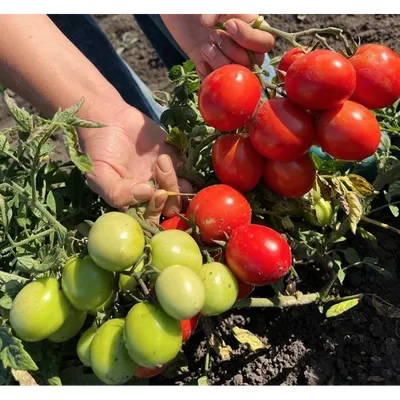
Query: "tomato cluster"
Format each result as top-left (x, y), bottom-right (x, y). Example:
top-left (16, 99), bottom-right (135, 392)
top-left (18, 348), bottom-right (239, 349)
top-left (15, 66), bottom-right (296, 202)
top-left (201, 45), bottom-right (400, 199)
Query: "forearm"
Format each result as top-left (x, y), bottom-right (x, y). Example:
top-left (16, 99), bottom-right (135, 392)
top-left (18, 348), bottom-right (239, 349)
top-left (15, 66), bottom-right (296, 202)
top-left (0, 14), bottom-right (124, 120)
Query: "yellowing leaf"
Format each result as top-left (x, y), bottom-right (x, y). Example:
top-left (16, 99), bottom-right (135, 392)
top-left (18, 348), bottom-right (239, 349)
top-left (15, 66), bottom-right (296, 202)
top-left (325, 298), bottom-right (360, 318)
top-left (231, 326), bottom-right (267, 351)
top-left (11, 369), bottom-right (38, 386)
top-left (346, 192), bottom-right (363, 234)
top-left (198, 376), bottom-right (209, 386)
top-left (347, 174), bottom-right (376, 197)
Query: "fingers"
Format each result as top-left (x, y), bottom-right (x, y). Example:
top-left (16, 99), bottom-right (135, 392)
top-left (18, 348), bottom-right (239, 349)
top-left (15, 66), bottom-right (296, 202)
top-left (178, 178), bottom-right (193, 212)
top-left (86, 162), bottom-right (154, 209)
top-left (143, 189), bottom-right (168, 225)
top-left (154, 154), bottom-right (181, 217)
top-left (224, 18), bottom-right (275, 54)
top-left (201, 42), bottom-right (232, 71)
top-left (200, 14), bottom-right (259, 28)
top-left (209, 29), bottom-right (265, 67)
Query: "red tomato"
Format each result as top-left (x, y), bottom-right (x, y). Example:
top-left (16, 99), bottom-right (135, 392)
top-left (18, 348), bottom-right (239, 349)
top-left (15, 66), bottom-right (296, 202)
top-left (187, 184), bottom-right (252, 245)
top-left (263, 154), bottom-right (316, 198)
top-left (277, 47), bottom-right (307, 82)
top-left (135, 364), bottom-right (167, 379)
top-left (315, 100), bottom-right (381, 161)
top-left (237, 281), bottom-right (255, 300)
top-left (212, 134), bottom-right (264, 192)
top-left (226, 224), bottom-right (292, 286)
top-left (285, 50), bottom-right (356, 110)
top-left (160, 214), bottom-right (190, 231)
top-left (198, 64), bottom-right (262, 132)
top-left (181, 313), bottom-right (201, 342)
top-left (249, 98), bottom-right (314, 162)
top-left (349, 44), bottom-right (400, 109)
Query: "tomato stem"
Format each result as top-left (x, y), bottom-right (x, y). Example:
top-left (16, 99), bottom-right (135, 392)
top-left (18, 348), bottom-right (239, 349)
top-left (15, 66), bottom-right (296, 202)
top-left (126, 207), bottom-right (159, 236)
top-left (361, 215), bottom-right (400, 235)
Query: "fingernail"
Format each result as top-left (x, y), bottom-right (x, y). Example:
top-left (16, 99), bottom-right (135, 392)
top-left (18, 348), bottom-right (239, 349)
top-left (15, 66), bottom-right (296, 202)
top-left (202, 43), bottom-right (216, 60)
top-left (133, 183), bottom-right (153, 200)
top-left (155, 190), bottom-right (168, 208)
top-left (197, 62), bottom-right (209, 77)
top-left (225, 20), bottom-right (238, 35)
top-left (157, 154), bottom-right (172, 173)
top-left (201, 14), bottom-right (217, 27)
top-left (209, 30), bottom-right (222, 47)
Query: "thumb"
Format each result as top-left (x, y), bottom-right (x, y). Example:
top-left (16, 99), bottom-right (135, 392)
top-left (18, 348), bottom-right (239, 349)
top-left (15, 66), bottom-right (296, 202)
top-left (200, 12), bottom-right (219, 28)
top-left (86, 162), bottom-right (154, 209)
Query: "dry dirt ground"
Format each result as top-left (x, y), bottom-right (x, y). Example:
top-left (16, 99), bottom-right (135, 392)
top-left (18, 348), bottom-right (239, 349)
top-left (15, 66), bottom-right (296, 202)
top-left (1, 15), bottom-right (400, 386)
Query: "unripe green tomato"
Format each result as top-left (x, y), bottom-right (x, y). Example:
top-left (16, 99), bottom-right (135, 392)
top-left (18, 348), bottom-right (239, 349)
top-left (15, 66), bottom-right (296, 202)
top-left (87, 211), bottom-right (145, 272)
top-left (124, 302), bottom-right (182, 368)
top-left (10, 277), bottom-right (70, 342)
top-left (90, 318), bottom-right (139, 385)
top-left (155, 265), bottom-right (205, 320)
top-left (199, 262), bottom-right (239, 316)
top-left (150, 229), bottom-right (203, 273)
top-left (77, 326), bottom-right (97, 367)
top-left (118, 260), bottom-right (144, 292)
top-left (48, 306), bottom-right (87, 343)
top-left (304, 198), bottom-right (333, 227)
top-left (62, 255), bottom-right (114, 311)
top-left (88, 291), bottom-right (114, 316)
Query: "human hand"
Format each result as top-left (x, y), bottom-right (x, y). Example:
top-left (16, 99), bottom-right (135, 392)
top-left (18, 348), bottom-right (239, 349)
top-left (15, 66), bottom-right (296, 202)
top-left (161, 14), bottom-right (275, 79)
top-left (78, 104), bottom-right (192, 221)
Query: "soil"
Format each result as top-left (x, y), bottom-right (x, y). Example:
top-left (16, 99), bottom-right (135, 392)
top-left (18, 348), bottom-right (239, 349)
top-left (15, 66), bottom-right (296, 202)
top-left (1, 14), bottom-right (400, 386)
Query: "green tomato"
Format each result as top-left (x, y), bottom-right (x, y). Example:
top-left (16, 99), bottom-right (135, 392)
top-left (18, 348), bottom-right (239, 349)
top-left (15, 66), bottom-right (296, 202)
top-left (150, 229), bottom-right (203, 273)
top-left (118, 260), bottom-right (144, 292)
top-left (124, 302), bottom-right (182, 368)
top-left (10, 278), bottom-right (70, 342)
top-left (199, 262), bottom-right (239, 316)
top-left (90, 318), bottom-right (139, 385)
top-left (155, 265), bottom-right (205, 320)
top-left (77, 326), bottom-right (97, 367)
top-left (304, 198), bottom-right (333, 227)
top-left (48, 306), bottom-right (87, 343)
top-left (88, 291), bottom-right (114, 316)
top-left (88, 212), bottom-right (145, 272)
top-left (62, 255), bottom-right (114, 311)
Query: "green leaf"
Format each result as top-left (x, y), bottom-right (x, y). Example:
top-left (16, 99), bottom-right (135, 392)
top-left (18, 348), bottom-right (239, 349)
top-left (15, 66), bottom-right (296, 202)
top-left (16, 256), bottom-right (38, 271)
top-left (386, 181), bottom-right (400, 202)
top-left (183, 60), bottom-right (196, 73)
top-left (61, 125), bottom-right (93, 172)
top-left (41, 346), bottom-right (62, 386)
top-left (269, 55), bottom-right (283, 65)
top-left (46, 191), bottom-right (64, 216)
top-left (160, 109), bottom-right (175, 129)
top-left (337, 268), bottom-right (346, 285)
top-left (346, 192), bottom-right (363, 234)
top-left (168, 65), bottom-right (184, 82)
top-left (0, 294), bottom-right (12, 310)
top-left (165, 127), bottom-right (189, 154)
top-left (187, 81), bottom-right (201, 94)
top-left (311, 153), bottom-right (323, 170)
top-left (363, 261), bottom-right (392, 278)
top-left (53, 98), bottom-right (84, 124)
top-left (389, 204), bottom-right (399, 217)
top-left (326, 298), bottom-right (360, 318)
top-left (281, 216), bottom-right (294, 230)
top-left (343, 248), bottom-right (360, 264)
top-left (0, 325), bottom-right (38, 371)
top-left (197, 376), bottom-right (209, 386)
top-left (3, 92), bottom-right (33, 132)
top-left (0, 134), bottom-right (10, 153)
top-left (69, 117), bottom-right (105, 129)
top-left (357, 226), bottom-right (377, 242)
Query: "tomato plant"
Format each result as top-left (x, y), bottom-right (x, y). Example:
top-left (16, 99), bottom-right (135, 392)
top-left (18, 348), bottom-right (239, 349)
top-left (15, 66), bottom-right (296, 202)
top-left (187, 184), bottom-right (252, 245)
top-left (48, 306), bottom-right (87, 343)
top-left (77, 326), bottom-right (97, 368)
top-left (150, 229), bottom-right (203, 273)
top-left (199, 262), bottom-right (239, 316)
top-left (211, 134), bottom-right (263, 192)
top-left (160, 214), bottom-right (190, 231)
top-left (277, 47), bottom-right (307, 82)
top-left (226, 224), bottom-right (292, 286)
top-left (315, 100), bottom-right (381, 161)
top-left (155, 265), bottom-right (205, 320)
top-left (61, 255), bottom-right (114, 311)
top-left (90, 318), bottom-right (139, 385)
top-left (9, 278), bottom-right (70, 343)
top-left (304, 197), bottom-right (334, 227)
top-left (88, 211), bottom-right (145, 272)
top-left (249, 97), bottom-right (314, 161)
top-left (181, 314), bottom-right (201, 342)
top-left (198, 64), bottom-right (262, 131)
top-left (285, 49), bottom-right (356, 110)
top-left (350, 44), bottom-right (400, 109)
top-left (263, 153), bottom-right (317, 198)
top-left (124, 302), bottom-right (182, 368)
